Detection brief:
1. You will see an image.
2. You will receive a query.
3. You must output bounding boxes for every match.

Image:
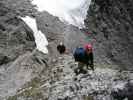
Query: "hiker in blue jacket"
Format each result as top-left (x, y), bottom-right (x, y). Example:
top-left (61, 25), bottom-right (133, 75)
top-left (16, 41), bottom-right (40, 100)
top-left (73, 44), bottom-right (94, 75)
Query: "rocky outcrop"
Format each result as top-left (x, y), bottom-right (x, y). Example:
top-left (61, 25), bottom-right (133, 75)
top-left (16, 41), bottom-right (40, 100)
top-left (84, 0), bottom-right (133, 70)
top-left (111, 80), bottom-right (133, 100)
top-left (0, 0), bottom-right (36, 65)
top-left (36, 11), bottom-right (87, 58)
top-left (36, 11), bottom-right (66, 58)
top-left (0, 1), bottom-right (48, 99)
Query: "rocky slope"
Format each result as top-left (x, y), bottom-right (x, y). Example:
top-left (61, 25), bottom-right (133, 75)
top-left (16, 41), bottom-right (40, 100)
top-left (7, 3), bottom-right (133, 100)
top-left (84, 0), bottom-right (133, 70)
top-left (1, 0), bottom-right (133, 100)
top-left (7, 54), bottom-right (133, 100)
top-left (0, 1), bottom-right (48, 99)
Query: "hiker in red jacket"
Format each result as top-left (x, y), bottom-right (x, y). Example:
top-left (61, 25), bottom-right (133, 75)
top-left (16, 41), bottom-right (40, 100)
top-left (84, 44), bottom-right (94, 70)
top-left (73, 43), bottom-right (94, 75)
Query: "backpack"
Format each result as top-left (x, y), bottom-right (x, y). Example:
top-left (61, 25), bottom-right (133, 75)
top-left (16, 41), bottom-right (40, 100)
top-left (73, 47), bottom-right (85, 62)
top-left (57, 44), bottom-right (66, 54)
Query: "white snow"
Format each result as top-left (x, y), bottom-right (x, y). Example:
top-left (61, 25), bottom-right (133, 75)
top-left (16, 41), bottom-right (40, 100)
top-left (32, 0), bottom-right (91, 28)
top-left (19, 0), bottom-right (92, 53)
top-left (21, 16), bottom-right (48, 54)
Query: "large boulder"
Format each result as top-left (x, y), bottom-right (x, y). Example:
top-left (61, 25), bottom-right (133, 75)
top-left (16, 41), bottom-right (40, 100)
top-left (111, 80), bottom-right (133, 100)
top-left (0, 4), bottom-right (36, 65)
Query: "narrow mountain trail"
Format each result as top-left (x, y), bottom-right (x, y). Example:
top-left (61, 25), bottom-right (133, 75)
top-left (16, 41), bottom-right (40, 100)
top-left (46, 54), bottom-right (133, 100)
top-left (8, 54), bottom-right (133, 100)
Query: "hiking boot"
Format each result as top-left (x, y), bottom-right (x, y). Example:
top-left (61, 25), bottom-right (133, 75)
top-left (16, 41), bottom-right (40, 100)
top-left (87, 65), bottom-right (94, 71)
top-left (79, 69), bottom-right (88, 74)
top-left (90, 65), bottom-right (94, 71)
top-left (74, 68), bottom-right (80, 75)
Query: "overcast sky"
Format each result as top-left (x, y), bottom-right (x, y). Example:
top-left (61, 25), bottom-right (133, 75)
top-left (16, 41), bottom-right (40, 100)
top-left (32, 0), bottom-right (91, 27)
top-left (32, 0), bottom-right (85, 13)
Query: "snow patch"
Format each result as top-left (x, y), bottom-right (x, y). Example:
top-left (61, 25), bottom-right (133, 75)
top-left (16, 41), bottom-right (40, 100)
top-left (20, 16), bottom-right (48, 54)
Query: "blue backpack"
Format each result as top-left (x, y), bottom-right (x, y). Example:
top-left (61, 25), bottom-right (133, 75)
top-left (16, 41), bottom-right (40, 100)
top-left (73, 47), bottom-right (85, 62)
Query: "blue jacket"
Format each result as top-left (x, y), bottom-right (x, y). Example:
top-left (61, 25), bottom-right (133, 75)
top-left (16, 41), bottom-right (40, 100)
top-left (73, 47), bottom-right (94, 66)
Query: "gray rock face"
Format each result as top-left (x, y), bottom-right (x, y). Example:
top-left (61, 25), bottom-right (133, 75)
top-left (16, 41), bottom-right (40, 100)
top-left (36, 11), bottom-right (66, 58)
top-left (1, 0), bottom-right (133, 100)
top-left (84, 0), bottom-right (133, 70)
top-left (0, 5), bottom-right (36, 65)
top-left (0, 1), bottom-right (48, 99)
top-left (111, 80), bottom-right (133, 100)
top-left (37, 11), bottom-right (66, 42)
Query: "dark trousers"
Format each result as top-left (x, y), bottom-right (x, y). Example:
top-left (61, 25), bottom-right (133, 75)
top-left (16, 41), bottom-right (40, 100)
top-left (74, 62), bottom-right (94, 75)
top-left (74, 62), bottom-right (87, 75)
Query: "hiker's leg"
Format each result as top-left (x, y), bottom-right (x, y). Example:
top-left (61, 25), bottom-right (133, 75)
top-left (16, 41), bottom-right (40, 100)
top-left (90, 64), bottom-right (94, 71)
top-left (76, 62), bottom-right (82, 74)
top-left (86, 64), bottom-right (91, 70)
top-left (78, 62), bottom-right (87, 74)
top-left (74, 68), bottom-right (79, 75)
top-left (87, 63), bottom-right (94, 71)
top-left (86, 64), bottom-right (89, 70)
top-left (74, 62), bottom-right (81, 75)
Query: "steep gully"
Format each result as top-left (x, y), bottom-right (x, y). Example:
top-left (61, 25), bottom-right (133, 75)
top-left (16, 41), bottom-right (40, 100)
top-left (3, 0), bottom-right (133, 100)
